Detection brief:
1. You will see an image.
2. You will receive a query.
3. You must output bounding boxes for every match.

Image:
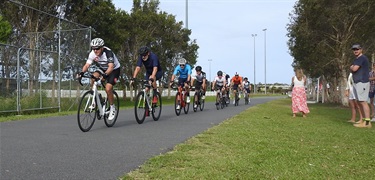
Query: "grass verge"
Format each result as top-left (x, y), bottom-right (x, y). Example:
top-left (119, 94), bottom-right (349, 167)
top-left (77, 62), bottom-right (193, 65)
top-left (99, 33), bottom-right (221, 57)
top-left (122, 98), bottom-right (374, 179)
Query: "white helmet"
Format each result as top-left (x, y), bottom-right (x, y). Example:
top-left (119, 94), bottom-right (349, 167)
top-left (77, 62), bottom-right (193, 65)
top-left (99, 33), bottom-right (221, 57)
top-left (178, 58), bottom-right (187, 65)
top-left (90, 38), bottom-right (104, 47)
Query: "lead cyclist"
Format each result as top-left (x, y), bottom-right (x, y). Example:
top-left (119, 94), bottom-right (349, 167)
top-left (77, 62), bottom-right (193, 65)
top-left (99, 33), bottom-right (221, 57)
top-left (77, 38), bottom-right (121, 121)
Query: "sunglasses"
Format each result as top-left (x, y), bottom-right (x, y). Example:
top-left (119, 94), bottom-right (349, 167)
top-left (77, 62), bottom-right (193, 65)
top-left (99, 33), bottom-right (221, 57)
top-left (352, 48), bottom-right (360, 51)
top-left (180, 64), bottom-right (185, 67)
top-left (92, 47), bottom-right (101, 51)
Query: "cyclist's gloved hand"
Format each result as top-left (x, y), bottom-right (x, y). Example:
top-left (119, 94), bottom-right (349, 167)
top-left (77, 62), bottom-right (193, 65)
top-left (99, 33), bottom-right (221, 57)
top-left (78, 71), bottom-right (84, 77)
top-left (102, 73), bottom-right (108, 79)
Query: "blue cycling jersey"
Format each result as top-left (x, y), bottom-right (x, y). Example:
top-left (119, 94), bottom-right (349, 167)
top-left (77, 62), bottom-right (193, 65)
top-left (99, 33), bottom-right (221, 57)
top-left (173, 64), bottom-right (192, 79)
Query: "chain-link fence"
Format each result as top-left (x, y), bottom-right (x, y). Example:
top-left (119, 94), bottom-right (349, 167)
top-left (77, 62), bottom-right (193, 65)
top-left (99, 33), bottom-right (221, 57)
top-left (0, 15), bottom-right (92, 115)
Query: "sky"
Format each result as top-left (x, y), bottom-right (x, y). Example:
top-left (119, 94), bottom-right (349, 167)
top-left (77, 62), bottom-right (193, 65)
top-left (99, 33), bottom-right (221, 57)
top-left (112, 0), bottom-right (297, 84)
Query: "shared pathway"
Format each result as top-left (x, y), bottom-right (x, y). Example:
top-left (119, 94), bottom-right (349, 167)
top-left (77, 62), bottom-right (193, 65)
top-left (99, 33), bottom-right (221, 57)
top-left (1, 96), bottom-right (283, 179)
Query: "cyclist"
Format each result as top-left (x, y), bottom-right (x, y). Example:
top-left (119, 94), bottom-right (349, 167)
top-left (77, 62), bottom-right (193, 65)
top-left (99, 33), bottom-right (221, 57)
top-left (131, 46), bottom-right (163, 103)
top-left (78, 38), bottom-right (121, 121)
top-left (212, 70), bottom-right (227, 105)
top-left (243, 77), bottom-right (251, 102)
top-left (170, 58), bottom-right (192, 110)
top-left (224, 72), bottom-right (231, 104)
top-left (231, 72), bottom-right (243, 104)
top-left (191, 66), bottom-right (207, 109)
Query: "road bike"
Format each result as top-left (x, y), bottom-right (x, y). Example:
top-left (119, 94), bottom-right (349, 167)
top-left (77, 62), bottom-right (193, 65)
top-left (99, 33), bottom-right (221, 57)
top-left (215, 87), bottom-right (226, 110)
top-left (192, 86), bottom-right (205, 112)
top-left (133, 79), bottom-right (162, 124)
top-left (77, 72), bottom-right (119, 132)
top-left (234, 90), bottom-right (240, 106)
top-left (244, 89), bottom-right (250, 105)
top-left (173, 83), bottom-right (190, 116)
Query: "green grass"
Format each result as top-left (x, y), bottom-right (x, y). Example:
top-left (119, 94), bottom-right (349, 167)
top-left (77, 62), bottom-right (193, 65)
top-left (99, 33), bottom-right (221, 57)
top-left (122, 98), bottom-right (375, 179)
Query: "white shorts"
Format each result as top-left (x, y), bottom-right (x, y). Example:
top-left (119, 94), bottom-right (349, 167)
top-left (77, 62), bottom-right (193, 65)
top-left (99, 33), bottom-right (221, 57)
top-left (353, 82), bottom-right (370, 102)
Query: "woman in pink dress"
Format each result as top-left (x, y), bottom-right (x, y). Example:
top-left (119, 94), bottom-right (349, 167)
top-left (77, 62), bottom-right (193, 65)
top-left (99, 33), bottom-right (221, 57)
top-left (291, 69), bottom-right (310, 117)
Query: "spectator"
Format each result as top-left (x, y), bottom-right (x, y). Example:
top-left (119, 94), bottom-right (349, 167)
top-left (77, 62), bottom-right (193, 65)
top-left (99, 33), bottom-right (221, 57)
top-left (368, 63), bottom-right (375, 120)
top-left (350, 44), bottom-right (371, 128)
top-left (291, 68), bottom-right (310, 118)
top-left (345, 73), bottom-right (363, 123)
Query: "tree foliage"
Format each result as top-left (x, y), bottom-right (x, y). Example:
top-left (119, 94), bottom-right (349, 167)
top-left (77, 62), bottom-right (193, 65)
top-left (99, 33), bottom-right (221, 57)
top-left (0, 15), bottom-right (12, 43)
top-left (0, 0), bottom-right (199, 99)
top-left (287, 0), bottom-right (375, 104)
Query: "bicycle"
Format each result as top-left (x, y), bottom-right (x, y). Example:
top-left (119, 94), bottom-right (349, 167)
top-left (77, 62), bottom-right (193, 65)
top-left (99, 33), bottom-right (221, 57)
top-left (244, 89), bottom-right (250, 105)
top-left (234, 90), bottom-right (240, 106)
top-left (172, 82), bottom-right (190, 116)
top-left (77, 72), bottom-right (120, 132)
top-left (192, 86), bottom-right (205, 112)
top-left (133, 79), bottom-right (162, 124)
top-left (214, 87), bottom-right (226, 110)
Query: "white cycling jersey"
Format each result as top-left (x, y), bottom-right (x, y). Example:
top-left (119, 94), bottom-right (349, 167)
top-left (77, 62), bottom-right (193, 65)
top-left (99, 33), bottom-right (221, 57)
top-left (243, 81), bottom-right (250, 89)
top-left (214, 76), bottom-right (225, 86)
top-left (86, 46), bottom-right (121, 71)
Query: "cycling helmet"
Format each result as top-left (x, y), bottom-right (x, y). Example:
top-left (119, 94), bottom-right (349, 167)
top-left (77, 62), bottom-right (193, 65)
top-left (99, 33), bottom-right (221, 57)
top-left (217, 70), bottom-right (223, 76)
top-left (178, 58), bottom-right (187, 65)
top-left (195, 66), bottom-right (202, 71)
top-left (244, 77), bottom-right (248, 80)
top-left (235, 72), bottom-right (239, 76)
top-left (90, 38), bottom-right (104, 47)
top-left (138, 46), bottom-right (150, 56)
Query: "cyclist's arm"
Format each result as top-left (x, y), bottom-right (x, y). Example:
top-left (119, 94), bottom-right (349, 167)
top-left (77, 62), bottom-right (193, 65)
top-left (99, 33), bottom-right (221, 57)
top-left (132, 66), bottom-right (141, 78)
top-left (81, 63), bottom-right (90, 73)
top-left (105, 63), bottom-right (114, 75)
top-left (170, 66), bottom-right (179, 82)
top-left (170, 74), bottom-right (176, 82)
top-left (150, 66), bottom-right (157, 80)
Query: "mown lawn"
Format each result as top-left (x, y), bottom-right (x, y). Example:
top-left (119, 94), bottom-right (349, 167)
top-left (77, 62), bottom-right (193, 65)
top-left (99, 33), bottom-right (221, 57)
top-left (122, 98), bottom-right (374, 179)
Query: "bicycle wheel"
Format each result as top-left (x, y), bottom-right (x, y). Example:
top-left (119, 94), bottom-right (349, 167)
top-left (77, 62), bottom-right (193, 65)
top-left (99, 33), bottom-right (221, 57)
top-left (235, 92), bottom-right (239, 106)
top-left (77, 91), bottom-right (96, 132)
top-left (151, 92), bottom-right (162, 121)
top-left (134, 91), bottom-right (146, 124)
top-left (245, 93), bottom-right (249, 105)
top-left (193, 92), bottom-right (198, 112)
top-left (199, 92), bottom-right (205, 111)
top-left (104, 91), bottom-right (120, 127)
top-left (215, 93), bottom-right (220, 110)
top-left (175, 92), bottom-right (181, 116)
top-left (184, 94), bottom-right (190, 114)
top-left (221, 97), bottom-right (225, 109)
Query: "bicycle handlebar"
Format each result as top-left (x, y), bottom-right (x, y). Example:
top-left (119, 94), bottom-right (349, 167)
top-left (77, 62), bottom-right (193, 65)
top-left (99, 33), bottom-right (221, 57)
top-left (77, 72), bottom-right (103, 87)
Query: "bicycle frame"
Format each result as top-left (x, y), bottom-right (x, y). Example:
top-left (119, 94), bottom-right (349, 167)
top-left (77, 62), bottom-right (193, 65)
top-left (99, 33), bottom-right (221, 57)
top-left (83, 75), bottom-right (107, 116)
top-left (177, 86), bottom-right (186, 107)
top-left (136, 80), bottom-right (152, 110)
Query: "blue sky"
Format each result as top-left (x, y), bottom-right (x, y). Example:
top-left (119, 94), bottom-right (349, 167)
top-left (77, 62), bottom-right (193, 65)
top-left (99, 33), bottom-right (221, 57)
top-left (112, 0), bottom-right (297, 84)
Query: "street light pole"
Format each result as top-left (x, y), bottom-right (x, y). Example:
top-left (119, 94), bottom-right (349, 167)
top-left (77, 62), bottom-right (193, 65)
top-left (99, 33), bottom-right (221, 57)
top-left (263, 28), bottom-right (267, 94)
top-left (185, 0), bottom-right (188, 29)
top-left (251, 34), bottom-right (257, 94)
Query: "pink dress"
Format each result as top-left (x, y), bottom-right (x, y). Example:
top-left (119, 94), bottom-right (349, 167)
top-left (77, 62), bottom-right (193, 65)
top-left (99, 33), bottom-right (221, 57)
top-left (292, 76), bottom-right (310, 114)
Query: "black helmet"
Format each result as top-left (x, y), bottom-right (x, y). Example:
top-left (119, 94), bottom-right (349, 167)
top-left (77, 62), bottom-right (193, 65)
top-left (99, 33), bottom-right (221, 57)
top-left (138, 46), bottom-right (150, 56)
top-left (195, 66), bottom-right (202, 71)
top-left (244, 77), bottom-right (248, 80)
top-left (217, 70), bottom-right (223, 76)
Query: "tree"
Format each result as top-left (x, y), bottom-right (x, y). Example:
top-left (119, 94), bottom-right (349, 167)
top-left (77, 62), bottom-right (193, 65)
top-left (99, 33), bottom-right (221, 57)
top-left (287, 0), bottom-right (375, 105)
top-left (0, 15), bottom-right (12, 43)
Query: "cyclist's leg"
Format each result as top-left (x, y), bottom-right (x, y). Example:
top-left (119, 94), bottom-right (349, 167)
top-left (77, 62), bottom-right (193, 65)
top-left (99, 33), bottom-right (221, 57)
top-left (105, 68), bottom-right (120, 105)
top-left (177, 78), bottom-right (185, 102)
top-left (202, 81), bottom-right (206, 98)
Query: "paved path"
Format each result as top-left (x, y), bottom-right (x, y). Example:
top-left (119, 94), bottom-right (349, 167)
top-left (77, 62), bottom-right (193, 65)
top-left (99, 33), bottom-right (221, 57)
top-left (1, 96), bottom-right (283, 180)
